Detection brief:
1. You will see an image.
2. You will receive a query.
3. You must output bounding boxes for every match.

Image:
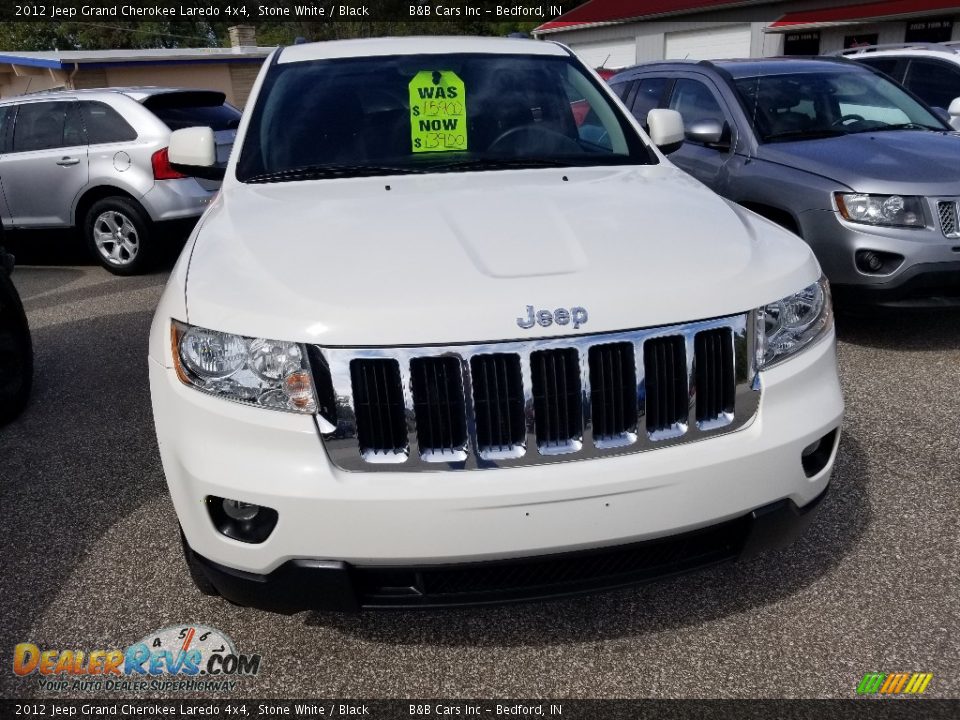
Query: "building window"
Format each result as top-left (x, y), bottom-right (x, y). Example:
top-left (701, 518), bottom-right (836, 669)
top-left (844, 33), bottom-right (879, 49)
top-left (784, 32), bottom-right (821, 56)
top-left (904, 18), bottom-right (953, 43)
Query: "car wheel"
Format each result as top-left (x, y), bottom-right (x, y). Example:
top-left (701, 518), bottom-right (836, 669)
top-left (179, 529), bottom-right (220, 597)
top-left (0, 269), bottom-right (33, 425)
top-left (84, 197), bottom-right (153, 276)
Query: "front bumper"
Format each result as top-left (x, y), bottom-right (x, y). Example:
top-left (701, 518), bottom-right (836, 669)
top-left (188, 484), bottom-right (830, 611)
top-left (800, 208), bottom-right (960, 304)
top-left (150, 320), bottom-right (843, 598)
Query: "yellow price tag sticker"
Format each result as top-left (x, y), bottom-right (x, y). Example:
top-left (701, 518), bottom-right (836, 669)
top-left (409, 70), bottom-right (468, 153)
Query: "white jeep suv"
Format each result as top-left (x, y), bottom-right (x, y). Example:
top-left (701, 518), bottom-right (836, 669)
top-left (839, 42), bottom-right (960, 129)
top-left (149, 37), bottom-right (844, 611)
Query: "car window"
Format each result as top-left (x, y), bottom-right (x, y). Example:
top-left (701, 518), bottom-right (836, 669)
top-left (236, 53), bottom-right (653, 183)
top-left (12, 102), bottom-right (83, 152)
top-left (80, 101), bottom-right (138, 144)
top-left (608, 80), bottom-right (633, 100)
top-left (856, 57), bottom-right (904, 81)
top-left (631, 77), bottom-right (669, 128)
top-left (143, 92), bottom-right (241, 131)
top-left (903, 58), bottom-right (960, 109)
top-left (0, 106), bottom-right (11, 152)
top-left (668, 78), bottom-right (727, 130)
top-left (733, 67), bottom-right (947, 141)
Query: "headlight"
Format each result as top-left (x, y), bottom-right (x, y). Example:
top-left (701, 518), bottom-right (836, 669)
top-left (171, 321), bottom-right (317, 413)
top-left (835, 193), bottom-right (925, 227)
top-left (755, 276), bottom-right (832, 370)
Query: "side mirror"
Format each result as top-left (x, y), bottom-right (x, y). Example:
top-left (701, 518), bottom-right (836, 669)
top-left (646, 109), bottom-right (684, 154)
top-left (168, 126), bottom-right (225, 181)
top-left (686, 118), bottom-right (730, 149)
top-left (949, 97), bottom-right (960, 131)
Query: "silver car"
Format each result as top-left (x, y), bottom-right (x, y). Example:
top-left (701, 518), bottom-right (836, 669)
top-left (0, 88), bottom-right (239, 275)
top-left (610, 58), bottom-right (960, 307)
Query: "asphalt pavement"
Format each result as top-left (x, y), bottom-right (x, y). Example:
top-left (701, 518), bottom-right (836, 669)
top-left (1, 246), bottom-right (958, 700)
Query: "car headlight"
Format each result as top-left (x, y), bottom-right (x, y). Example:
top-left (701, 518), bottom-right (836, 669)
top-left (835, 193), bottom-right (925, 227)
top-left (171, 321), bottom-right (317, 413)
top-left (755, 276), bottom-right (832, 370)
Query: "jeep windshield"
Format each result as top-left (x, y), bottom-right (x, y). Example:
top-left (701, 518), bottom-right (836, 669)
top-left (236, 53), bottom-right (653, 183)
top-left (733, 67), bottom-right (948, 142)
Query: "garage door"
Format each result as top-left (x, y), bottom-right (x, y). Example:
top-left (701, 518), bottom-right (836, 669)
top-left (568, 38), bottom-right (636, 70)
top-left (664, 25), bottom-right (751, 60)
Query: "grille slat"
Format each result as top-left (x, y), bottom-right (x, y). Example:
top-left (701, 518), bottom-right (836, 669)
top-left (531, 348), bottom-right (582, 451)
top-left (588, 342), bottom-right (638, 442)
top-left (471, 354), bottom-right (525, 455)
top-left (938, 201), bottom-right (959, 238)
top-left (644, 336), bottom-right (688, 435)
top-left (410, 357), bottom-right (467, 456)
top-left (350, 359), bottom-right (407, 456)
top-left (695, 328), bottom-right (735, 426)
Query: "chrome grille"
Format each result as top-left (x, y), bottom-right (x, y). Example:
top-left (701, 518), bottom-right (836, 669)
top-left (938, 200), bottom-right (959, 238)
top-left (315, 313), bottom-right (760, 472)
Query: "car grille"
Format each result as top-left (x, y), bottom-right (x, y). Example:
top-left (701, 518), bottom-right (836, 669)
top-left (938, 200), bottom-right (959, 238)
top-left (313, 313), bottom-right (759, 471)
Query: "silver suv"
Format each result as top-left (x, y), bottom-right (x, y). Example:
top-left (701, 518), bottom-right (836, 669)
top-left (0, 88), bottom-right (240, 275)
top-left (609, 58), bottom-right (960, 307)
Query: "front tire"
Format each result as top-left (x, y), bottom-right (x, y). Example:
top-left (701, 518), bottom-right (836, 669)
top-left (84, 197), bottom-right (153, 275)
top-left (0, 268), bottom-right (33, 425)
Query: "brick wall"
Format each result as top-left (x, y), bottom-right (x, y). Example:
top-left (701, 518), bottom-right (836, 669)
top-left (229, 63), bottom-right (262, 108)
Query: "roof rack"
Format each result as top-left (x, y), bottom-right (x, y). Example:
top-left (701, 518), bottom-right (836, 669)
top-left (834, 42), bottom-right (960, 56)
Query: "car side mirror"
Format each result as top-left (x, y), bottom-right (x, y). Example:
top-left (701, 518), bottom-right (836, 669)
top-left (686, 118), bottom-right (730, 149)
top-left (948, 97), bottom-right (960, 131)
top-left (646, 109), bottom-right (684, 154)
top-left (168, 126), bottom-right (225, 181)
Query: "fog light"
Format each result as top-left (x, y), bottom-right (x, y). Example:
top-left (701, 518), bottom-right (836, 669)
top-left (207, 495), bottom-right (278, 544)
top-left (858, 251), bottom-right (883, 272)
top-left (223, 499), bottom-right (260, 521)
top-left (855, 249), bottom-right (903, 275)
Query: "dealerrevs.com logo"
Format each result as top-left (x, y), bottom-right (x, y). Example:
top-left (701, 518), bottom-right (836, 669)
top-left (13, 625), bottom-right (261, 692)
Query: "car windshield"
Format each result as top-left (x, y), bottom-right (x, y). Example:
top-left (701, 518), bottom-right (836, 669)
top-left (733, 67), bottom-right (948, 142)
top-left (236, 52), bottom-right (652, 183)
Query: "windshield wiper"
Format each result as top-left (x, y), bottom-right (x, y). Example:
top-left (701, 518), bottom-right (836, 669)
top-left (427, 157), bottom-right (576, 172)
top-left (244, 163), bottom-right (426, 183)
top-left (850, 122), bottom-right (944, 133)
top-left (764, 129), bottom-right (848, 142)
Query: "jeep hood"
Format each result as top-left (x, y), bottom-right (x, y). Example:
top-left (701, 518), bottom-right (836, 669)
top-left (756, 130), bottom-right (960, 195)
top-left (184, 165), bottom-right (820, 346)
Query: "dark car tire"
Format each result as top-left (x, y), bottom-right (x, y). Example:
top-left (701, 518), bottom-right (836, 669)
top-left (179, 528), bottom-right (220, 597)
top-left (0, 267), bottom-right (33, 425)
top-left (83, 197), bottom-right (154, 276)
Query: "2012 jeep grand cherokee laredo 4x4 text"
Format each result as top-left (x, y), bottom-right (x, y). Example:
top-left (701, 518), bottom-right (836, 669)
top-left (149, 37), bottom-right (844, 611)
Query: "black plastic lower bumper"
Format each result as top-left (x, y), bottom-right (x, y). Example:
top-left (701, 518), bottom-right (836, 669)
top-left (833, 261), bottom-right (960, 308)
top-left (189, 484), bottom-right (829, 613)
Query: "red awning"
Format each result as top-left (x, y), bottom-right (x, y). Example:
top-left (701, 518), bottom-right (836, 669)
top-left (535, 0), bottom-right (755, 33)
top-left (768, 0), bottom-right (959, 30)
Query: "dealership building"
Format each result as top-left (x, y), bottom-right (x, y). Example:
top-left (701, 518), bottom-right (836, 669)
top-left (533, 0), bottom-right (960, 68)
top-left (0, 26), bottom-right (270, 106)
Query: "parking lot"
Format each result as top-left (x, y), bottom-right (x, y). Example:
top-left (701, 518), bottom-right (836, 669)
top-left (1, 243), bottom-right (958, 700)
